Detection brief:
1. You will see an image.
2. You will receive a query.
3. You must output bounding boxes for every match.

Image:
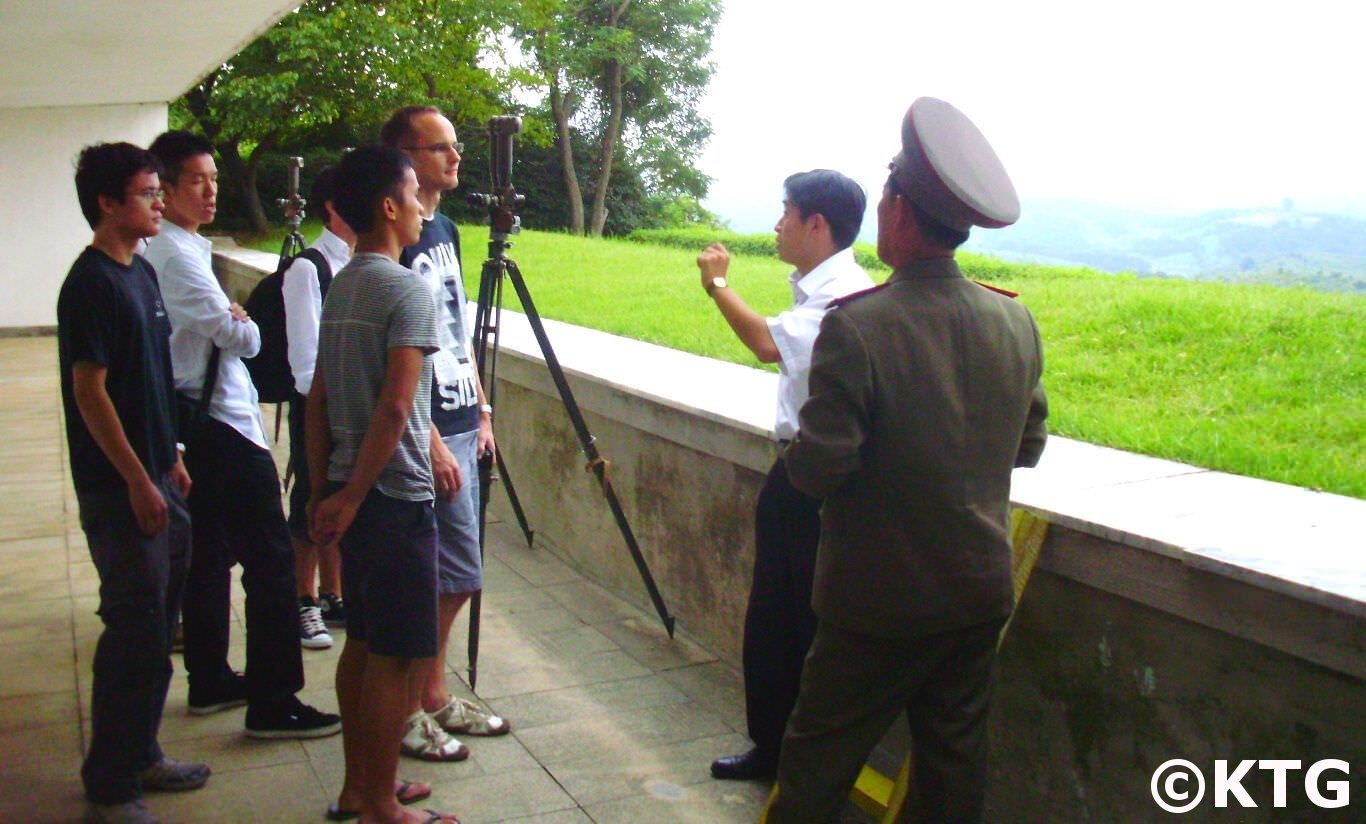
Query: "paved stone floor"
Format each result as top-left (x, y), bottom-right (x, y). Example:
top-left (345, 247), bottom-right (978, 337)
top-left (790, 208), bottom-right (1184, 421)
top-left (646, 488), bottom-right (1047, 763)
top-left (0, 336), bottom-right (774, 823)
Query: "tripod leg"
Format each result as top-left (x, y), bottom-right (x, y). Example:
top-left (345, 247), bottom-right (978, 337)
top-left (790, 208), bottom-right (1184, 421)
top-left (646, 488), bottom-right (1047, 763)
top-left (473, 259), bottom-right (534, 547)
top-left (493, 450), bottom-right (534, 547)
top-left (466, 587), bottom-right (481, 691)
top-left (467, 450), bottom-right (496, 692)
top-left (502, 259), bottom-right (675, 637)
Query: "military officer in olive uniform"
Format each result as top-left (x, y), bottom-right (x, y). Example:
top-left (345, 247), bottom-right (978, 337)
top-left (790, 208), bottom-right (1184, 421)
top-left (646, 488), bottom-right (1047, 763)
top-left (769, 97), bottom-right (1049, 824)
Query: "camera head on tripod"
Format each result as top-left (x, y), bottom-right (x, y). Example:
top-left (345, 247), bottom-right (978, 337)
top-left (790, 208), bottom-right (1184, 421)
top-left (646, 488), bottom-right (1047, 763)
top-left (276, 156), bottom-right (307, 259)
top-left (467, 115), bottom-right (525, 238)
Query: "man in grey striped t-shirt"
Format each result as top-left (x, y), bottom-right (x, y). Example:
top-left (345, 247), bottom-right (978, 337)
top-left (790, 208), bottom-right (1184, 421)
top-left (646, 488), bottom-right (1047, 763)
top-left (305, 146), bottom-right (459, 824)
top-left (316, 254), bottom-right (436, 501)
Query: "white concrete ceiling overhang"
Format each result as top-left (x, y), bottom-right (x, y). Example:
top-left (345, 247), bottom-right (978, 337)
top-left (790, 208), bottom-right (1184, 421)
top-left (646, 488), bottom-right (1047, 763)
top-left (0, 0), bottom-right (300, 108)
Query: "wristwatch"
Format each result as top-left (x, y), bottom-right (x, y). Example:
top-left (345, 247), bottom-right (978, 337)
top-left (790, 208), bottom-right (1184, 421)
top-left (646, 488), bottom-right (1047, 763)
top-left (705, 276), bottom-right (728, 295)
top-left (479, 403), bottom-right (493, 417)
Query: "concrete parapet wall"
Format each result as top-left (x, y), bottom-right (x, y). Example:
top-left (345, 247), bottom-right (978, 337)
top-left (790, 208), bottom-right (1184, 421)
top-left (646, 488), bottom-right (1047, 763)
top-left (483, 354), bottom-right (773, 665)
top-left (989, 529), bottom-right (1364, 821)
top-left (211, 240), bottom-right (278, 303)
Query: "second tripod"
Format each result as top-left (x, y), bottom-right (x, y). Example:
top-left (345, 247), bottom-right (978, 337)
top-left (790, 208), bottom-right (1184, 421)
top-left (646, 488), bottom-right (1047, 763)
top-left (462, 115), bottom-right (676, 688)
top-left (471, 220), bottom-right (677, 637)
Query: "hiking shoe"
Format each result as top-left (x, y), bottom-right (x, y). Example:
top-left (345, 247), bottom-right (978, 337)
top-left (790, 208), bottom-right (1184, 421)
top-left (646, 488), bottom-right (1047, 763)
top-left (318, 591), bottom-right (347, 628)
top-left (138, 756), bottom-right (210, 792)
top-left (400, 711), bottom-right (469, 762)
top-left (298, 599), bottom-right (333, 650)
top-left (84, 799), bottom-right (158, 824)
top-left (187, 671), bottom-right (247, 716)
top-left (429, 695), bottom-right (510, 736)
top-left (245, 696), bottom-right (341, 739)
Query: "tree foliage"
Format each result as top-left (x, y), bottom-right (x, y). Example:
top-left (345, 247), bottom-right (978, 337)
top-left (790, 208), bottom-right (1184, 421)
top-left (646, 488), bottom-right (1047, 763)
top-left (513, 0), bottom-right (720, 235)
top-left (173, 0), bottom-right (720, 236)
top-left (176, 0), bottom-right (506, 233)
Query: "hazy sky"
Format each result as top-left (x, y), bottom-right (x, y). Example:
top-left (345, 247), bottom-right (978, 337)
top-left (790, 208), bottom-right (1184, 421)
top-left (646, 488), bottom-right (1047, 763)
top-left (697, 0), bottom-right (1365, 230)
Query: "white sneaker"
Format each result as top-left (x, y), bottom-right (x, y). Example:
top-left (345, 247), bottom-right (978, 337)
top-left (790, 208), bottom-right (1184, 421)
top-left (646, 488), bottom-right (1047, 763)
top-left (298, 602), bottom-right (332, 650)
top-left (399, 711), bottom-right (470, 762)
top-left (429, 695), bottom-right (510, 736)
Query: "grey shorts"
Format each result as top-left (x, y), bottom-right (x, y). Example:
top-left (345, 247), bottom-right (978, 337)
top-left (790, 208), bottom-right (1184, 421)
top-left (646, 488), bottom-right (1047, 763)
top-left (435, 429), bottom-right (483, 595)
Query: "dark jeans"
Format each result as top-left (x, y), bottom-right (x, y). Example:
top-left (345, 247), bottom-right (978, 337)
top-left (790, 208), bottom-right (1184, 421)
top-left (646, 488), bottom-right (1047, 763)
top-left (78, 475), bottom-right (191, 804)
top-left (743, 456), bottom-right (820, 757)
top-left (181, 416), bottom-right (302, 703)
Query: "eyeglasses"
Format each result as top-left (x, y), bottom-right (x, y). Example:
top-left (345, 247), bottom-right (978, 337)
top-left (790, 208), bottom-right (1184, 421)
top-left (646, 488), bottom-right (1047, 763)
top-left (401, 141), bottom-right (464, 155)
top-left (129, 188), bottom-right (166, 203)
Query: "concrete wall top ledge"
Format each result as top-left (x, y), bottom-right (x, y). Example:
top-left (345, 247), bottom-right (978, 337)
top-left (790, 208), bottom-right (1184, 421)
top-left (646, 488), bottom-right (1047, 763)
top-left (213, 246), bottom-right (1366, 623)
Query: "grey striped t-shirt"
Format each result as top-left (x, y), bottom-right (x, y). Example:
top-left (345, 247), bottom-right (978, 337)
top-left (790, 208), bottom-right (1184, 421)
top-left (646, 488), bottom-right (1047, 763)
top-left (318, 252), bottom-right (439, 501)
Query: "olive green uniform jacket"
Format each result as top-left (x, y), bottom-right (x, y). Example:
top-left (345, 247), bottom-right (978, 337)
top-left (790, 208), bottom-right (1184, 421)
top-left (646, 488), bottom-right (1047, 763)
top-left (785, 256), bottom-right (1048, 639)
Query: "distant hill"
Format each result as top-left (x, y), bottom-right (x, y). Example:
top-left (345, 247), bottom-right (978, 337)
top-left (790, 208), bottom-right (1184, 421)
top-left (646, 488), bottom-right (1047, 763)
top-left (965, 199), bottom-right (1366, 292)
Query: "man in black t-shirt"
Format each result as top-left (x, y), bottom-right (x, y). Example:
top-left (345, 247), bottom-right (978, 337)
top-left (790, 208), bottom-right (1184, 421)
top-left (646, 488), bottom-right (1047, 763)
top-left (58, 142), bottom-right (209, 824)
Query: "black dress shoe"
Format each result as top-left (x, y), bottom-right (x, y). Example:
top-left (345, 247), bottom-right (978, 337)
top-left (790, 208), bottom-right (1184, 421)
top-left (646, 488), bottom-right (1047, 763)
top-left (710, 747), bottom-right (778, 780)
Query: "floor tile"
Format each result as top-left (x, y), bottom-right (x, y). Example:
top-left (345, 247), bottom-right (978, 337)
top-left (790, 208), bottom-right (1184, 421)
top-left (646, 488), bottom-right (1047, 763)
top-left (0, 691), bottom-right (80, 734)
top-left (582, 777), bottom-right (773, 824)
top-left (489, 673), bottom-right (691, 731)
top-left (426, 766), bottom-right (578, 824)
top-left (514, 700), bottom-right (733, 769)
top-left (0, 639), bottom-right (78, 697)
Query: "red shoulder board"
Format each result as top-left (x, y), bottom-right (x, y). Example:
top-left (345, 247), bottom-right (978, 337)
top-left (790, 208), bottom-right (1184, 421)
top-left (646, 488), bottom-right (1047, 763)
top-left (974, 280), bottom-right (1018, 299)
top-left (830, 283), bottom-right (887, 308)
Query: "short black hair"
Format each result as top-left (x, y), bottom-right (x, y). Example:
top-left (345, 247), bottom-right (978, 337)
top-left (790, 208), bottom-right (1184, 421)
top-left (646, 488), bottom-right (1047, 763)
top-left (908, 198), bottom-right (970, 249)
top-left (73, 142), bottom-right (163, 229)
top-left (331, 146), bottom-right (412, 234)
top-left (310, 166), bottom-right (339, 229)
top-left (783, 170), bottom-right (866, 250)
top-left (379, 105), bottom-right (442, 148)
top-left (147, 130), bottom-right (214, 183)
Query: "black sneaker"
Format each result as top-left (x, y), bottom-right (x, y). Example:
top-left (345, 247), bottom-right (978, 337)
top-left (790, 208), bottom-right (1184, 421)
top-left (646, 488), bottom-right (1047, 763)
top-left (245, 696), bottom-right (341, 740)
top-left (187, 671), bottom-right (247, 716)
top-left (318, 591), bottom-right (347, 628)
top-left (297, 597), bottom-right (333, 650)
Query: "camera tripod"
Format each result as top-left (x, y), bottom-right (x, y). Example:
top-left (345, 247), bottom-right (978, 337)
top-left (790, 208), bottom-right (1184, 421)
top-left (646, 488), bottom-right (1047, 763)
top-left (463, 119), bottom-right (675, 689)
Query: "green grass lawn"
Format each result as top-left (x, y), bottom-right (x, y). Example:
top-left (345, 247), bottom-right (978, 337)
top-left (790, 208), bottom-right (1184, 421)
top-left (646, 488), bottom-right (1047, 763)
top-left (247, 223), bottom-right (1365, 499)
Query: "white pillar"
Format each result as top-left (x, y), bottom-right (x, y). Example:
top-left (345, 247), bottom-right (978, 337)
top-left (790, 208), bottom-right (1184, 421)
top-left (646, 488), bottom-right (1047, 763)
top-left (0, 103), bottom-right (167, 330)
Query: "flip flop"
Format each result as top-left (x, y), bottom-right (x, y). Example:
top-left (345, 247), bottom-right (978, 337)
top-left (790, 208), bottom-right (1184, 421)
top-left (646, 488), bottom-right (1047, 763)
top-left (416, 811), bottom-right (460, 824)
top-left (325, 781), bottom-right (433, 820)
top-left (396, 781), bottom-right (432, 805)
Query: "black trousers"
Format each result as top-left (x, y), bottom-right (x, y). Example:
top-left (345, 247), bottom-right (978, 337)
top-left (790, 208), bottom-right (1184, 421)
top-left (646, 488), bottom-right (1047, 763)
top-left (742, 456), bottom-right (820, 756)
top-left (181, 416), bottom-right (302, 704)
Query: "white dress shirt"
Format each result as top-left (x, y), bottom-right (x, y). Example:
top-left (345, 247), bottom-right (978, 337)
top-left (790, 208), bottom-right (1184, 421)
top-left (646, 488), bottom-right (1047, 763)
top-left (144, 221), bottom-right (268, 450)
top-left (765, 247), bottom-right (875, 441)
top-left (282, 228), bottom-right (352, 396)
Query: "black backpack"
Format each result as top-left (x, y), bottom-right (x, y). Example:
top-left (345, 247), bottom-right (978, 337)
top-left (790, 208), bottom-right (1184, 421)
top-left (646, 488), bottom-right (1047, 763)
top-left (243, 247), bottom-right (332, 403)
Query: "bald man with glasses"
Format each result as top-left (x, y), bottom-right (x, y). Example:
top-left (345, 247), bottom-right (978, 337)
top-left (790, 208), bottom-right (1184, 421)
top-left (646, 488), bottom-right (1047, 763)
top-left (379, 106), bottom-right (509, 767)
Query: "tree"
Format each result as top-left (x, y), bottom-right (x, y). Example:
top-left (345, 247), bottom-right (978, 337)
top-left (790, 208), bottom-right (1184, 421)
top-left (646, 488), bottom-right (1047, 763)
top-left (174, 0), bottom-right (507, 234)
top-left (515, 0), bottom-right (720, 236)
